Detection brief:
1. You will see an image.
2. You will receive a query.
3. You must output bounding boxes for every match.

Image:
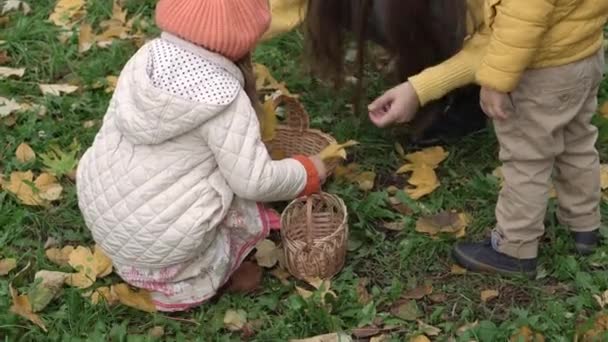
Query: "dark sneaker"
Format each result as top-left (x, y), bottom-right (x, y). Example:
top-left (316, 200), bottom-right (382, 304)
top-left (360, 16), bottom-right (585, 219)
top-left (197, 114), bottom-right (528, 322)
top-left (573, 229), bottom-right (599, 255)
top-left (453, 240), bottom-right (537, 278)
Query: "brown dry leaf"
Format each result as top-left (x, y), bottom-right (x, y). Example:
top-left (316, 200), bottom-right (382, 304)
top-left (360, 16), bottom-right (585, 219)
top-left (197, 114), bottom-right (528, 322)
top-left (34, 173), bottom-right (63, 202)
top-left (319, 140), bottom-right (359, 162)
top-left (45, 246), bottom-right (74, 266)
top-left (356, 278), bottom-right (372, 305)
top-left (510, 326), bottom-right (545, 342)
top-left (405, 164), bottom-right (440, 200)
top-left (93, 245), bottom-right (113, 277)
top-left (111, 1), bottom-right (127, 24)
top-left (49, 0), bottom-right (85, 29)
top-left (3, 114), bottom-right (16, 126)
top-left (403, 284), bottom-right (433, 300)
top-left (415, 211), bottom-right (469, 239)
top-left (600, 101), bottom-right (608, 118)
top-left (418, 320), bottom-right (441, 336)
top-left (39, 83), bottom-right (79, 96)
top-left (600, 164), bottom-right (608, 190)
top-left (429, 293), bottom-right (447, 303)
top-left (289, 333), bottom-right (353, 342)
top-left (579, 313), bottom-right (608, 342)
top-left (224, 309), bottom-right (247, 332)
top-left (254, 239), bottom-right (280, 268)
top-left (78, 23), bottom-right (94, 53)
top-left (5, 171), bottom-right (41, 206)
top-left (105, 75), bottom-right (118, 93)
top-left (15, 143), bottom-right (35, 163)
top-left (90, 286), bottom-right (119, 305)
top-left (0, 66), bottom-right (25, 78)
top-left (261, 98), bottom-right (278, 142)
top-left (450, 264), bottom-right (467, 275)
top-left (28, 270), bottom-right (68, 312)
top-left (0, 258), bottom-right (17, 275)
top-left (409, 335), bottom-right (431, 342)
top-left (112, 283), bottom-right (157, 312)
top-left (65, 245), bottom-right (112, 288)
top-left (9, 284), bottom-right (47, 332)
top-left (0, 96), bottom-right (23, 117)
top-left (2, 0), bottom-right (31, 15)
top-left (0, 50), bottom-right (10, 64)
top-left (352, 327), bottom-right (382, 338)
top-left (480, 289), bottom-right (499, 303)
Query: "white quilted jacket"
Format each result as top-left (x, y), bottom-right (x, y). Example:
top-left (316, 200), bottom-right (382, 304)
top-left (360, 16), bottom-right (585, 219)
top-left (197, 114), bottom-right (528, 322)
top-left (77, 34), bottom-right (307, 269)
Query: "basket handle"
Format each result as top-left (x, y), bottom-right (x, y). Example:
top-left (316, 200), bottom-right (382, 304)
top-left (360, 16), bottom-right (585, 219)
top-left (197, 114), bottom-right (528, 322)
top-left (305, 196), bottom-right (314, 252)
top-left (275, 95), bottom-right (310, 132)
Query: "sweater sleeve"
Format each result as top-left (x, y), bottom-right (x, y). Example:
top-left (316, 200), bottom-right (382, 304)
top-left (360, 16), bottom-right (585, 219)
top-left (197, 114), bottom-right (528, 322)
top-left (475, 0), bottom-right (556, 92)
top-left (408, 28), bottom-right (490, 106)
top-left (200, 94), bottom-right (319, 202)
top-left (261, 0), bottom-right (308, 41)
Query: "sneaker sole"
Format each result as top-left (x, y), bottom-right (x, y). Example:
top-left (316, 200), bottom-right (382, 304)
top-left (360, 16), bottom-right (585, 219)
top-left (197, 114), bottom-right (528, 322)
top-left (452, 246), bottom-right (536, 279)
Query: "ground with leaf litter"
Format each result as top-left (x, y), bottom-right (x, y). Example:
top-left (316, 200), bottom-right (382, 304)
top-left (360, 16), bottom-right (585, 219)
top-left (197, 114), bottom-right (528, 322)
top-left (2, 1), bottom-right (608, 341)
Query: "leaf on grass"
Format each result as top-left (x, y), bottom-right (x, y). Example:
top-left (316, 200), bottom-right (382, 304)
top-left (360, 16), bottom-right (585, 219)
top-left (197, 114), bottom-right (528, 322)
top-left (105, 75), bottom-right (118, 93)
top-left (395, 142), bottom-right (406, 159)
top-left (417, 320), bottom-right (441, 336)
top-left (593, 289), bottom-right (608, 309)
top-left (450, 264), bottom-right (467, 275)
top-left (415, 211), bottom-right (469, 239)
top-left (289, 333), bottom-right (353, 342)
top-left (404, 164), bottom-right (440, 200)
top-left (9, 284), bottom-right (47, 332)
top-left (510, 326), bottom-right (545, 342)
top-left (39, 83), bottom-right (79, 96)
top-left (15, 143), bottom-right (35, 163)
top-left (0, 258), bottom-right (17, 275)
top-left (370, 335), bottom-right (390, 342)
top-left (45, 245), bottom-right (74, 266)
top-left (254, 239), bottom-right (280, 268)
top-left (78, 23), bottom-right (94, 53)
top-left (354, 171), bottom-right (376, 191)
top-left (4, 171), bottom-right (62, 206)
top-left (382, 221), bottom-right (405, 231)
top-left (352, 327), bottom-right (381, 338)
top-left (480, 289), bottom-right (499, 303)
top-left (402, 284), bottom-right (433, 300)
top-left (65, 245), bottom-right (112, 289)
top-left (334, 163), bottom-right (376, 191)
top-left (28, 270), bottom-right (68, 312)
top-left (390, 299), bottom-right (421, 321)
top-left (578, 313), bottom-right (608, 342)
top-left (34, 173), bottom-right (63, 202)
top-left (2, 0), bottom-right (31, 15)
top-left (49, 0), bottom-right (85, 29)
top-left (297, 278), bottom-right (337, 304)
top-left (148, 326), bottom-right (165, 338)
top-left (601, 164), bottom-right (608, 190)
top-left (404, 146), bottom-right (449, 169)
top-left (40, 144), bottom-right (80, 177)
top-left (0, 96), bottom-right (22, 117)
top-left (0, 66), bottom-right (25, 78)
top-left (600, 101), bottom-right (608, 118)
top-left (409, 335), bottom-right (431, 342)
top-left (112, 283), bottom-right (157, 312)
top-left (224, 309), bottom-right (247, 332)
top-left (319, 140), bottom-right (359, 162)
top-left (90, 286), bottom-right (119, 305)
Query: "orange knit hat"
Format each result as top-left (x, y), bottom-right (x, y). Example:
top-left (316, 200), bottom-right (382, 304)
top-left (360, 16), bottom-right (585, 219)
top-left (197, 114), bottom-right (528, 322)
top-left (155, 0), bottom-right (271, 61)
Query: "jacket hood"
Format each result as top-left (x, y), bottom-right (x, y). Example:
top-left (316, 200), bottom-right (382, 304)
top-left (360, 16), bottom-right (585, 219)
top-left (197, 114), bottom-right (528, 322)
top-left (113, 35), bottom-right (244, 145)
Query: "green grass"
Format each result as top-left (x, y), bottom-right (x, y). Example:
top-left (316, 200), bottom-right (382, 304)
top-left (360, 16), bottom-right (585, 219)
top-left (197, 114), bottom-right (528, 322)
top-left (2, 2), bottom-right (608, 341)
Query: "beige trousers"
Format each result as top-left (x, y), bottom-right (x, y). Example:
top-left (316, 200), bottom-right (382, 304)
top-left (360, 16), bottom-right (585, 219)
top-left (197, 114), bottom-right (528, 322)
top-left (491, 49), bottom-right (605, 259)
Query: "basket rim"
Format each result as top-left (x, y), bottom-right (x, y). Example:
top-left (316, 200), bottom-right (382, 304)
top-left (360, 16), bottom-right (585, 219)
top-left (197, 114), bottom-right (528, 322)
top-left (272, 125), bottom-right (338, 143)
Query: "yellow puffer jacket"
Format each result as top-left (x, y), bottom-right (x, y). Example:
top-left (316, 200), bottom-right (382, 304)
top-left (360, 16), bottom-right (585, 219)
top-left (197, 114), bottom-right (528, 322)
top-left (262, 0), bottom-right (608, 106)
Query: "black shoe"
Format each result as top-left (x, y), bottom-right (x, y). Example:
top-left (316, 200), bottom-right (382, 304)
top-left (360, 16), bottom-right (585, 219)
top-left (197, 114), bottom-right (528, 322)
top-left (453, 240), bottom-right (537, 278)
top-left (573, 229), bottom-right (599, 255)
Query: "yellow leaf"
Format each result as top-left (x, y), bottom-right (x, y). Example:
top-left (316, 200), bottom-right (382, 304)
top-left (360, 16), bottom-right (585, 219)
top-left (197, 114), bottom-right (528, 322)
top-left (0, 258), bottom-right (17, 275)
top-left (148, 326), bottom-right (165, 338)
top-left (253, 63), bottom-right (294, 96)
top-left (34, 173), bottom-right (63, 202)
top-left (510, 326), bottom-right (545, 342)
top-left (78, 23), bottom-right (94, 53)
top-left (0, 66), bottom-right (25, 78)
top-left (370, 334), bottom-right (390, 342)
top-left (223, 309), bottom-right (247, 331)
top-left (90, 286), bottom-right (119, 305)
top-left (409, 335), bottom-right (431, 342)
top-left (405, 164), bottom-right (440, 200)
top-left (49, 0), bottom-right (85, 29)
top-left (254, 239), bottom-right (280, 268)
top-left (9, 284), bottom-right (47, 332)
top-left (105, 75), bottom-right (118, 93)
top-left (261, 98), bottom-right (278, 142)
top-left (65, 246), bottom-right (97, 288)
top-left (5, 171), bottom-right (42, 206)
top-left (289, 332), bottom-right (353, 342)
top-left (45, 246), bottom-right (74, 267)
top-left (112, 283), bottom-right (156, 312)
top-left (601, 164), bottom-right (608, 190)
top-left (450, 264), bottom-right (467, 275)
top-left (270, 147), bottom-right (287, 160)
top-left (111, 1), bottom-right (127, 24)
top-left (39, 83), bottom-right (79, 96)
top-left (15, 143), bottom-right (35, 163)
top-left (599, 101), bottom-right (608, 118)
top-left (405, 146), bottom-right (448, 168)
top-left (354, 171), bottom-right (376, 191)
top-left (318, 140), bottom-right (359, 161)
top-left (480, 289), bottom-right (499, 303)
top-left (93, 245), bottom-right (113, 278)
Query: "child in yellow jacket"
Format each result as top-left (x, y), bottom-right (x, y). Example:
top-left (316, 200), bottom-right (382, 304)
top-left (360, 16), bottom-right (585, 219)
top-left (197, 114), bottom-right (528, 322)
top-left (369, 0), bottom-right (608, 276)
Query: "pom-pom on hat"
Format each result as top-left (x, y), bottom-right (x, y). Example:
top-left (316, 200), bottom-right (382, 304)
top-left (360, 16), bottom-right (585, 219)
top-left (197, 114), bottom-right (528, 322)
top-left (155, 0), bottom-right (271, 61)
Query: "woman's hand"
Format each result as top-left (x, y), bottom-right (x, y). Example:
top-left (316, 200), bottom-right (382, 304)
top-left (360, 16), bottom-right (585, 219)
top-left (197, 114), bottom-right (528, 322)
top-left (310, 155), bottom-right (328, 184)
top-left (368, 82), bottom-right (421, 128)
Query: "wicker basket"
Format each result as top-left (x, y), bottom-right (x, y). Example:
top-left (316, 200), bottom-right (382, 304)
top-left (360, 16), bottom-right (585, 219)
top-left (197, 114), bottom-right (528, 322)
top-left (281, 193), bottom-right (349, 280)
top-left (265, 95), bottom-right (340, 173)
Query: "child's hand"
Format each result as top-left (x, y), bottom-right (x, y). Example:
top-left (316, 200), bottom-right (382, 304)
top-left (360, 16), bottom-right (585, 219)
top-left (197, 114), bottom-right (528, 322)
top-left (368, 82), bottom-right (420, 128)
top-left (310, 155), bottom-right (328, 184)
top-left (480, 86), bottom-right (512, 120)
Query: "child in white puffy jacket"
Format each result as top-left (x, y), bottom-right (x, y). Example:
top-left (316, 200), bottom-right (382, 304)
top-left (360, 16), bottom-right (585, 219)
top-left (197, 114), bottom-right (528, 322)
top-left (76, 0), bottom-right (326, 311)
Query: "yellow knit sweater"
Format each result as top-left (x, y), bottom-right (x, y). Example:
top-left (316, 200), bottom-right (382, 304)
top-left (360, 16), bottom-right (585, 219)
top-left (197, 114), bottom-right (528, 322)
top-left (262, 0), bottom-right (608, 106)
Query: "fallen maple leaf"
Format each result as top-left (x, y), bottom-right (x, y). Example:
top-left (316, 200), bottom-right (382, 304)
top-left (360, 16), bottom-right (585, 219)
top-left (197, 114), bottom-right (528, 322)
top-left (39, 83), bottom-right (79, 96)
top-left (289, 333), bottom-right (353, 342)
top-left (9, 284), bottom-right (47, 332)
top-left (353, 171), bottom-right (376, 191)
top-left (398, 146), bottom-right (449, 173)
top-left (45, 245), bottom-right (74, 266)
top-left (2, 0), bottom-right (31, 15)
top-left (254, 239), bottom-right (280, 268)
top-left (28, 270), bottom-right (68, 312)
top-left (480, 289), bottom-right (499, 303)
top-left (65, 245), bottom-right (112, 289)
top-left (34, 173), bottom-right (63, 202)
top-left (0, 258), bottom-right (17, 275)
top-left (40, 143), bottom-right (80, 177)
top-left (334, 163), bottom-right (376, 191)
top-left (90, 286), bottom-right (119, 305)
top-left (319, 140), bottom-right (359, 162)
top-left (15, 143), bottom-right (35, 163)
top-left (4, 171), bottom-right (62, 206)
top-left (0, 96), bottom-right (23, 117)
top-left (450, 264), bottom-right (467, 275)
top-left (224, 309), bottom-right (247, 332)
top-left (510, 326), bottom-right (545, 342)
top-left (404, 164), bottom-right (439, 200)
top-left (402, 284), bottom-right (433, 300)
top-left (415, 211), bottom-right (469, 239)
top-left (49, 0), bottom-right (85, 29)
top-left (382, 221), bottom-right (405, 231)
top-left (0, 66), bottom-right (25, 78)
top-left (112, 283), bottom-right (157, 312)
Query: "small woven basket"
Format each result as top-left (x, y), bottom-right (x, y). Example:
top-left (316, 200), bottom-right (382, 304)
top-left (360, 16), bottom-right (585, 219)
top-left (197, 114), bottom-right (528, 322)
top-left (265, 95), bottom-right (340, 173)
top-left (281, 193), bottom-right (349, 280)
